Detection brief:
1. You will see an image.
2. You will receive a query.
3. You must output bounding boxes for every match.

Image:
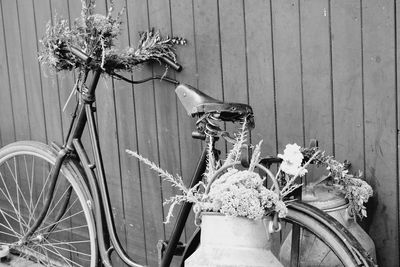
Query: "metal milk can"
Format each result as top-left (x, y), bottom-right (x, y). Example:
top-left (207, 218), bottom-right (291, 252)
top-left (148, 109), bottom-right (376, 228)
top-left (185, 213), bottom-right (283, 267)
top-left (279, 184), bottom-right (376, 266)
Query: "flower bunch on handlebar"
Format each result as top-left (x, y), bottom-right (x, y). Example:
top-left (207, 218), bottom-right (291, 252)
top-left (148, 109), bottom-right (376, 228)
top-left (38, 0), bottom-right (185, 73)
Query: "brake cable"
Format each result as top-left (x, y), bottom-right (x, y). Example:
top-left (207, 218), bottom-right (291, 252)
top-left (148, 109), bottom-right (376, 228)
top-left (110, 71), bottom-right (180, 85)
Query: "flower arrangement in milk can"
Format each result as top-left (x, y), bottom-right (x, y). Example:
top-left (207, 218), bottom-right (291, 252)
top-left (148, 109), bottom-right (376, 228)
top-left (126, 123), bottom-right (321, 224)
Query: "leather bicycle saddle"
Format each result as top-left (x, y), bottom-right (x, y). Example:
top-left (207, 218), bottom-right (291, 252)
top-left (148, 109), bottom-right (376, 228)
top-left (175, 84), bottom-right (254, 127)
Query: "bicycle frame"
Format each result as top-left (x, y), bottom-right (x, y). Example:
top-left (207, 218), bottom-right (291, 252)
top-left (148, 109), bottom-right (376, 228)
top-left (21, 68), bottom-right (210, 267)
top-left (8, 64), bottom-right (377, 267)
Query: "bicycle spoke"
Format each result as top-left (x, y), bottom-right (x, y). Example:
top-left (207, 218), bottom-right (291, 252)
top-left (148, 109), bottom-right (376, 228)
top-left (47, 236), bottom-right (78, 252)
top-left (0, 184), bottom-right (20, 217)
top-left (17, 245), bottom-right (47, 264)
top-left (40, 244), bottom-right (79, 267)
top-left (318, 250), bottom-right (333, 266)
top-left (14, 158), bottom-right (24, 236)
top-left (37, 209), bottom-right (84, 233)
top-left (29, 156), bottom-right (35, 219)
top-left (0, 209), bottom-right (22, 237)
top-left (0, 208), bottom-right (28, 230)
top-left (44, 185), bottom-right (73, 221)
top-left (42, 241), bottom-right (91, 258)
top-left (23, 155), bottom-right (34, 216)
top-left (0, 191), bottom-right (30, 234)
top-left (40, 245), bottom-right (54, 266)
top-left (0, 172), bottom-right (26, 227)
top-left (21, 156), bottom-right (35, 217)
top-left (42, 239), bottom-right (89, 246)
top-left (46, 224), bottom-right (88, 235)
top-left (0, 230), bottom-right (20, 238)
top-left (0, 241), bottom-right (17, 246)
top-left (19, 244), bottom-right (60, 267)
top-left (6, 159), bottom-right (21, 215)
top-left (3, 160), bottom-right (33, 229)
top-left (0, 220), bottom-right (21, 238)
top-left (39, 197), bottom-right (80, 233)
top-left (28, 170), bottom-right (52, 225)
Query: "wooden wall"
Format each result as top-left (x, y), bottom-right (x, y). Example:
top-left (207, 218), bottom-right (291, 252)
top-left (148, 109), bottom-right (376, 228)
top-left (0, 0), bottom-right (399, 266)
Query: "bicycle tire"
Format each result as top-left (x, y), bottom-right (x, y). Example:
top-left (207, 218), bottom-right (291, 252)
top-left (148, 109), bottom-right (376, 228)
top-left (0, 141), bottom-right (97, 267)
top-left (180, 201), bottom-right (375, 266)
top-left (280, 201), bottom-right (375, 266)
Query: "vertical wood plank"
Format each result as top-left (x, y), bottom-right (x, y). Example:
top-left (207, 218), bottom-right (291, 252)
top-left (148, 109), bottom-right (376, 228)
top-left (245, 0), bottom-right (277, 155)
top-left (92, 1), bottom-right (128, 266)
top-left (193, 0), bottom-right (223, 98)
top-left (127, 1), bottom-right (164, 265)
top-left (17, 0), bottom-right (47, 143)
top-left (13, 2), bottom-right (50, 238)
top-left (0, 1), bottom-right (15, 146)
top-left (111, 0), bottom-right (147, 264)
top-left (219, 0), bottom-right (248, 151)
top-left (2, 0), bottom-right (30, 141)
top-left (192, 0), bottom-right (225, 158)
top-left (170, 0), bottom-right (203, 240)
top-left (50, 0), bottom-right (77, 137)
top-left (245, 0), bottom-right (280, 255)
top-left (271, 0), bottom-right (304, 148)
top-left (362, 0), bottom-right (398, 266)
top-left (148, 0), bottom-right (182, 244)
top-left (67, 0), bottom-right (81, 25)
top-left (219, 0), bottom-right (247, 104)
top-left (299, 0), bottom-right (333, 184)
top-left (397, 1), bottom-right (400, 264)
top-left (300, 0), bottom-right (333, 158)
top-left (330, 0), bottom-right (364, 170)
top-left (34, 0), bottom-right (64, 144)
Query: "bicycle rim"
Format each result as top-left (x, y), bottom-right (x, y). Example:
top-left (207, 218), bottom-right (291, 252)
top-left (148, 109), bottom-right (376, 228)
top-left (0, 141), bottom-right (97, 267)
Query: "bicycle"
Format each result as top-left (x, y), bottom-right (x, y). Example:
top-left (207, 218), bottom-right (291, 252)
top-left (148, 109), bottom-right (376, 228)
top-left (0, 45), bottom-right (376, 267)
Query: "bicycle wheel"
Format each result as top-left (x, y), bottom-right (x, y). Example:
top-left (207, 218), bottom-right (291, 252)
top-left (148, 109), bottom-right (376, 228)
top-left (0, 141), bottom-right (97, 267)
top-left (180, 201), bottom-right (375, 267)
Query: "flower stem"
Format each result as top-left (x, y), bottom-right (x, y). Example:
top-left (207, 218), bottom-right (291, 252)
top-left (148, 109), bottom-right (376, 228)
top-left (280, 150), bottom-right (321, 197)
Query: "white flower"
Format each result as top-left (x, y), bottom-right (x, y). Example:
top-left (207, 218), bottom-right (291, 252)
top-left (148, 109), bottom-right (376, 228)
top-left (278, 143), bottom-right (307, 176)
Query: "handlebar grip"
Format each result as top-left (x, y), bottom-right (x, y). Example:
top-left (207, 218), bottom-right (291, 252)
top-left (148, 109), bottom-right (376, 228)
top-left (68, 46), bottom-right (92, 64)
top-left (160, 56), bottom-right (183, 72)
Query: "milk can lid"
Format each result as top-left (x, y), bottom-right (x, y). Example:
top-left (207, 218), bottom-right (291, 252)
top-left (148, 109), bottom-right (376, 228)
top-left (302, 183), bottom-right (348, 211)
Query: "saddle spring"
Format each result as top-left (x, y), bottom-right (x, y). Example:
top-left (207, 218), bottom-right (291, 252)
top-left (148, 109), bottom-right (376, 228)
top-left (196, 113), bottom-right (249, 142)
top-left (204, 113), bottom-right (223, 137)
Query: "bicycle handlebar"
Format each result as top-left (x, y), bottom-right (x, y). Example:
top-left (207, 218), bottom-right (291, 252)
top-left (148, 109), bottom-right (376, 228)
top-left (66, 45), bottom-right (183, 72)
top-left (68, 46), bottom-right (92, 64)
top-left (159, 56), bottom-right (182, 72)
